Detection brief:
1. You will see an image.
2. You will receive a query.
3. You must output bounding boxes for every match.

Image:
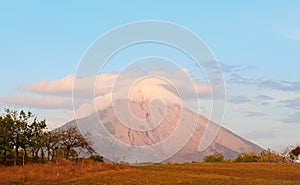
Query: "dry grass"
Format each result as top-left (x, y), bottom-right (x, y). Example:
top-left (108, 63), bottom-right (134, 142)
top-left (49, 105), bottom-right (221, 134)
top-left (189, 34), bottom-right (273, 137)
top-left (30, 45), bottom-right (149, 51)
top-left (0, 162), bottom-right (299, 185)
top-left (0, 159), bottom-right (129, 185)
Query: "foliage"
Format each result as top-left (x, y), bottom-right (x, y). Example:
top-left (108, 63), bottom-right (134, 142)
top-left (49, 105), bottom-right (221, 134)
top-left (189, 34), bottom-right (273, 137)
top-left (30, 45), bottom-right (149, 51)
top-left (58, 126), bottom-right (95, 159)
top-left (0, 109), bottom-right (46, 164)
top-left (234, 149), bottom-right (292, 163)
top-left (289, 145), bottom-right (300, 161)
top-left (259, 149), bottom-right (285, 162)
top-left (203, 153), bottom-right (224, 162)
top-left (235, 152), bottom-right (260, 162)
top-left (89, 155), bottom-right (104, 162)
top-left (0, 109), bottom-right (97, 165)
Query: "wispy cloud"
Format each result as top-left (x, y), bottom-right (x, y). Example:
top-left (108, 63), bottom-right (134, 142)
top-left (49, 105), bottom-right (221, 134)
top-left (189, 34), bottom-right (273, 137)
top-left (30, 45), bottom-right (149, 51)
top-left (260, 80), bottom-right (300, 93)
top-left (279, 97), bottom-right (300, 110)
top-left (219, 63), bottom-right (254, 74)
top-left (228, 95), bottom-right (252, 104)
top-left (282, 111), bottom-right (300, 124)
top-left (0, 96), bottom-right (72, 110)
top-left (255, 95), bottom-right (274, 106)
top-left (283, 29), bottom-right (300, 41)
top-left (232, 107), bottom-right (267, 118)
top-left (263, 111), bottom-right (300, 124)
top-left (242, 129), bottom-right (276, 140)
top-left (228, 73), bottom-right (257, 84)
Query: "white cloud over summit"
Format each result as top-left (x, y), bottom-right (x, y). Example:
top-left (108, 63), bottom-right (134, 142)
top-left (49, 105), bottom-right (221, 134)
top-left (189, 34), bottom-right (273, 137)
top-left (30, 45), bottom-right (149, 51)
top-left (1, 68), bottom-right (212, 119)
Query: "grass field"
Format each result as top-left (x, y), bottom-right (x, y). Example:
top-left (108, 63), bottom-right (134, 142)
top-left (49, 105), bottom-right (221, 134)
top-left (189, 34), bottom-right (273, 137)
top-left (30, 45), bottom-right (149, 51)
top-left (1, 161), bottom-right (299, 185)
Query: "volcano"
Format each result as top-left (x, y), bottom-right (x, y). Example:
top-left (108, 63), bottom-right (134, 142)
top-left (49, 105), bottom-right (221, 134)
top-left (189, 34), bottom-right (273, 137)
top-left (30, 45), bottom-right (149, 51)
top-left (61, 99), bottom-right (263, 163)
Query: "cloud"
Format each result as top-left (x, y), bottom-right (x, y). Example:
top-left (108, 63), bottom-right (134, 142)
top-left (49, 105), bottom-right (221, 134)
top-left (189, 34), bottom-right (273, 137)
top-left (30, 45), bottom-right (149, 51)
top-left (22, 68), bottom-right (212, 98)
top-left (0, 96), bottom-right (72, 109)
top-left (282, 111), bottom-right (300, 124)
top-left (255, 95), bottom-right (274, 106)
top-left (228, 73), bottom-right (257, 84)
top-left (232, 107), bottom-right (267, 118)
top-left (279, 97), bottom-right (300, 110)
top-left (21, 74), bottom-right (75, 96)
top-left (260, 80), bottom-right (300, 93)
top-left (256, 95), bottom-right (274, 101)
top-left (219, 62), bottom-right (254, 74)
top-left (263, 111), bottom-right (300, 124)
top-left (11, 68), bottom-right (215, 119)
top-left (242, 129), bottom-right (276, 140)
top-left (228, 95), bottom-right (252, 104)
top-left (284, 29), bottom-right (300, 41)
top-left (73, 68), bottom-right (213, 119)
top-left (219, 63), bottom-right (240, 73)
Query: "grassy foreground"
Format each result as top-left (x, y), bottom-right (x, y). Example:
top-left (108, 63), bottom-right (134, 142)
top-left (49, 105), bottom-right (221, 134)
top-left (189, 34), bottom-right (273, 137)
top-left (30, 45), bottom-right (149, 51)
top-left (0, 161), bottom-right (299, 185)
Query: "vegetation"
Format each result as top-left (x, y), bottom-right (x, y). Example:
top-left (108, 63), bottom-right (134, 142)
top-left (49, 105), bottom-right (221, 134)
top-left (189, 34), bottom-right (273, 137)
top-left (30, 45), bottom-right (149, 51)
top-left (202, 147), bottom-right (300, 163)
top-left (234, 148), bottom-right (300, 163)
top-left (0, 162), bottom-right (299, 185)
top-left (0, 109), bottom-right (95, 165)
top-left (290, 146), bottom-right (300, 161)
top-left (203, 153), bottom-right (224, 162)
top-left (1, 109), bottom-right (300, 184)
top-left (234, 152), bottom-right (260, 162)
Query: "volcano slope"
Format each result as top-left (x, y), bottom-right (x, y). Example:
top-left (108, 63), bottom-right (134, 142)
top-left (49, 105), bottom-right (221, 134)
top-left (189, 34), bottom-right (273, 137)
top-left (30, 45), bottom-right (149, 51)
top-left (62, 99), bottom-right (263, 163)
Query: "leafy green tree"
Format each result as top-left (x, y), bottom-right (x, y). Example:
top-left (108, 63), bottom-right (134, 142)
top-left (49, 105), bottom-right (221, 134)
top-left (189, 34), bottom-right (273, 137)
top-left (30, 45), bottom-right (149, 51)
top-left (3, 109), bottom-right (47, 164)
top-left (5, 109), bottom-right (33, 165)
top-left (28, 118), bottom-right (47, 160)
top-left (0, 115), bottom-right (14, 162)
top-left (0, 109), bottom-right (96, 165)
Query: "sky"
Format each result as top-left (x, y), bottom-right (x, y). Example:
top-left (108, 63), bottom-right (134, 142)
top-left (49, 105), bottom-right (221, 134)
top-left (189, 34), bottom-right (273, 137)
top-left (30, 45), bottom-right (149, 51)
top-left (0, 1), bottom-right (300, 151)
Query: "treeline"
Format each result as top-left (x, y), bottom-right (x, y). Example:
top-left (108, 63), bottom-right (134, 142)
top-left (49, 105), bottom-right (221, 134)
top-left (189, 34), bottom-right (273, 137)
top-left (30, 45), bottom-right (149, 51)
top-left (0, 109), bottom-right (95, 165)
top-left (203, 147), bottom-right (300, 163)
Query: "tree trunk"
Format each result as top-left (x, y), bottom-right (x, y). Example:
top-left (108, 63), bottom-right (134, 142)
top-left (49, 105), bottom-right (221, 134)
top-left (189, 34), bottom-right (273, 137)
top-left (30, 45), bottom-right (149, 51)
top-left (35, 149), bottom-right (39, 160)
top-left (3, 150), bottom-right (7, 163)
top-left (41, 148), bottom-right (44, 162)
top-left (15, 145), bottom-right (19, 165)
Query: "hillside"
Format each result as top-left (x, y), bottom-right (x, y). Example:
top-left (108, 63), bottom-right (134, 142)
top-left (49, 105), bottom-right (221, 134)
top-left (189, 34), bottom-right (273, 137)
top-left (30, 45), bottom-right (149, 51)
top-left (61, 99), bottom-right (263, 163)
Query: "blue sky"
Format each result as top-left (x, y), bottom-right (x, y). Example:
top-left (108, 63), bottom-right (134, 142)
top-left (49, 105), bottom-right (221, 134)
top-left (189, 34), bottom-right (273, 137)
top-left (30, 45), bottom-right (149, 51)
top-left (0, 1), bottom-right (300, 151)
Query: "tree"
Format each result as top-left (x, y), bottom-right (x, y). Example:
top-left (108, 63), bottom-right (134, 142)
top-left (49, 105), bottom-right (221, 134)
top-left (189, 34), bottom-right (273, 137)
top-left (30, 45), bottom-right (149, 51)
top-left (203, 153), bottom-right (224, 162)
top-left (59, 126), bottom-right (95, 159)
top-left (41, 131), bottom-right (61, 161)
top-left (2, 109), bottom-right (46, 165)
top-left (0, 109), bottom-right (97, 165)
top-left (290, 146), bottom-right (300, 161)
top-left (0, 115), bottom-right (14, 163)
top-left (5, 109), bottom-right (33, 165)
top-left (28, 118), bottom-right (47, 160)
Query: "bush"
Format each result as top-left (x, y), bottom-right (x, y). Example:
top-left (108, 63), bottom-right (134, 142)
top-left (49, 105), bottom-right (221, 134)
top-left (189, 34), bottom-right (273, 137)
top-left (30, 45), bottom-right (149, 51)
top-left (89, 155), bottom-right (104, 162)
top-left (234, 150), bottom-right (286, 162)
top-left (259, 149), bottom-right (285, 162)
top-left (203, 153), bottom-right (224, 162)
top-left (235, 152), bottom-right (260, 162)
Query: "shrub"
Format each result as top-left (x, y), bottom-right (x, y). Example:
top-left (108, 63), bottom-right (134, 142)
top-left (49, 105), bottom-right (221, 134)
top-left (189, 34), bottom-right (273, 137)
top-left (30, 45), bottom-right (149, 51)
top-left (235, 152), bottom-right (260, 162)
top-left (203, 153), bottom-right (224, 162)
top-left (89, 155), bottom-right (104, 162)
top-left (259, 149), bottom-right (285, 162)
